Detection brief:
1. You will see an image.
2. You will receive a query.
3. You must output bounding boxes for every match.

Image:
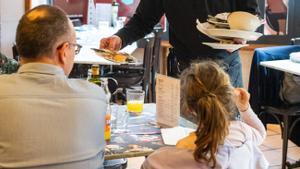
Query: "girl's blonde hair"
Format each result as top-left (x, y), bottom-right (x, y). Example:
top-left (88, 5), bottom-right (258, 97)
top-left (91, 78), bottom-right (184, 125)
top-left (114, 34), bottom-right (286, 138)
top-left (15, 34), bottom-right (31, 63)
top-left (181, 61), bottom-right (236, 167)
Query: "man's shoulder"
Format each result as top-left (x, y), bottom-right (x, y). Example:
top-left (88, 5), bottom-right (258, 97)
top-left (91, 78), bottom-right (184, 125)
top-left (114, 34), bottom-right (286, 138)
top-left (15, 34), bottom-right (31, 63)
top-left (67, 79), bottom-right (106, 98)
top-left (0, 74), bottom-right (18, 86)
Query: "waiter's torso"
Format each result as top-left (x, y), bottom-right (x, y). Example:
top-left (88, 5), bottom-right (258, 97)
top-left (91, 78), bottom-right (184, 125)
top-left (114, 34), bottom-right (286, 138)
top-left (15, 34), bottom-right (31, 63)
top-left (162, 0), bottom-right (255, 58)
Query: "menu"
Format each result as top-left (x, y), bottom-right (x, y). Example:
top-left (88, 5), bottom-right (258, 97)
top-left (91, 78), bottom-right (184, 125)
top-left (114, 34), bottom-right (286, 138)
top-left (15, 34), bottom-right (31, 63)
top-left (155, 74), bottom-right (180, 128)
top-left (161, 126), bottom-right (195, 145)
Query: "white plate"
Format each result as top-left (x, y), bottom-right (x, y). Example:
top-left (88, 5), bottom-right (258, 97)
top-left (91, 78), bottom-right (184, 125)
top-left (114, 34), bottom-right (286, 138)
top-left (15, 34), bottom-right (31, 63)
top-left (205, 28), bottom-right (262, 41)
top-left (196, 20), bottom-right (233, 43)
top-left (207, 18), bottom-right (229, 28)
top-left (202, 42), bottom-right (249, 51)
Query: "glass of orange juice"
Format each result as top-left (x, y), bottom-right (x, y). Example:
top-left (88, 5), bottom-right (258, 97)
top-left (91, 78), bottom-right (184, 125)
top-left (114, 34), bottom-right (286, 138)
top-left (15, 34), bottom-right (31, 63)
top-left (126, 89), bottom-right (145, 116)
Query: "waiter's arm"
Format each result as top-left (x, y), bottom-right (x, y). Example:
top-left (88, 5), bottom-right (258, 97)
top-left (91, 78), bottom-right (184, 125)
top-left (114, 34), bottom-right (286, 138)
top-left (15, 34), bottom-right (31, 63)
top-left (115, 0), bottom-right (164, 48)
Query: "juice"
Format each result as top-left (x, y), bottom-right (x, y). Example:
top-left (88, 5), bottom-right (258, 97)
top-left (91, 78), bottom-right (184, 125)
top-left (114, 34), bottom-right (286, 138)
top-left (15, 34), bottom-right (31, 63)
top-left (127, 100), bottom-right (144, 116)
top-left (104, 113), bottom-right (111, 140)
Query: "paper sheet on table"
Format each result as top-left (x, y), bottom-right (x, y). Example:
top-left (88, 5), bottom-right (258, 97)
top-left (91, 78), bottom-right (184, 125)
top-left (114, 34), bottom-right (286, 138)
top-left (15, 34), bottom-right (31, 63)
top-left (161, 126), bottom-right (195, 145)
top-left (156, 74), bottom-right (180, 127)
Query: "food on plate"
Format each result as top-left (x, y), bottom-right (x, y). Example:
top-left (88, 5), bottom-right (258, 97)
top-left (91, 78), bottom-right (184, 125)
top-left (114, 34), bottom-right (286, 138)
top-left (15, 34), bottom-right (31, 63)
top-left (207, 13), bottom-right (230, 28)
top-left (91, 48), bottom-right (136, 63)
top-left (113, 54), bottom-right (127, 62)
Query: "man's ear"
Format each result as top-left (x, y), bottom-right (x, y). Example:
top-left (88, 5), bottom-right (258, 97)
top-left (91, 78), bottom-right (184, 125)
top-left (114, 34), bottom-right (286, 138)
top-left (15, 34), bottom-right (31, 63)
top-left (57, 43), bottom-right (68, 65)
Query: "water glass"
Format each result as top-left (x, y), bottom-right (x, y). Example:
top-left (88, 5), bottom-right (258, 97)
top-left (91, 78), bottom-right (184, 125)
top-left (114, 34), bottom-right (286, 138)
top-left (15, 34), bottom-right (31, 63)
top-left (111, 105), bottom-right (129, 132)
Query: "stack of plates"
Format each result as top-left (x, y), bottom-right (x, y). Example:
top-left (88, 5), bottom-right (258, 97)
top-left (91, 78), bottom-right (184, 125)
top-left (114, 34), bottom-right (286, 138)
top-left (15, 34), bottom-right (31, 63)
top-left (207, 14), bottom-right (230, 29)
top-left (196, 19), bottom-right (262, 51)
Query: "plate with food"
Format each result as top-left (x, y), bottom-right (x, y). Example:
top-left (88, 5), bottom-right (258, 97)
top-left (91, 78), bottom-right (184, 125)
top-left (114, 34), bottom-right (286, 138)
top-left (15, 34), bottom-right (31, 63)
top-left (207, 13), bottom-right (230, 28)
top-left (196, 20), bottom-right (233, 43)
top-left (91, 48), bottom-right (137, 63)
top-left (207, 18), bottom-right (230, 28)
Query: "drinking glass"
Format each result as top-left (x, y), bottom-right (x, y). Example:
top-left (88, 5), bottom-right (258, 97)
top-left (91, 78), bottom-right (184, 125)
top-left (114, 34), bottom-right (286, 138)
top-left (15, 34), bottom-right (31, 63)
top-left (111, 105), bottom-right (129, 132)
top-left (126, 89), bottom-right (145, 116)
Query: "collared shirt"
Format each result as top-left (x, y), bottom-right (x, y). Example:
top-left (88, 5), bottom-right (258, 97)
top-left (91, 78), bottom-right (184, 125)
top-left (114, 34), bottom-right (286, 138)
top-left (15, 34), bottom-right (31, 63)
top-left (116, 0), bottom-right (259, 58)
top-left (0, 63), bottom-right (107, 169)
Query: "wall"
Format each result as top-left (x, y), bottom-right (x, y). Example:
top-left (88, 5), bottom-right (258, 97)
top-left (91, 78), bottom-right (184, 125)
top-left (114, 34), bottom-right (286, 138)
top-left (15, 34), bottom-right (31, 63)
top-left (53, 0), bottom-right (140, 24)
top-left (32, 0), bottom-right (49, 8)
top-left (0, 0), bottom-right (24, 58)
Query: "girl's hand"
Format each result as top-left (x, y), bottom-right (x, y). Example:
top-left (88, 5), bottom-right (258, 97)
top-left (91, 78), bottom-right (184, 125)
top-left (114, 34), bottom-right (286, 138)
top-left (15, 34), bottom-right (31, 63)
top-left (234, 88), bottom-right (250, 112)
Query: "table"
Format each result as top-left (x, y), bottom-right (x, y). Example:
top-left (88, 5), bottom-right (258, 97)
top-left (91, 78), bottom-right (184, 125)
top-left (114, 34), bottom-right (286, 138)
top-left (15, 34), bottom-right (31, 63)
top-left (105, 104), bottom-right (161, 160)
top-left (260, 59), bottom-right (300, 76)
top-left (105, 103), bottom-right (196, 160)
top-left (74, 25), bottom-right (137, 65)
top-left (75, 46), bottom-right (119, 65)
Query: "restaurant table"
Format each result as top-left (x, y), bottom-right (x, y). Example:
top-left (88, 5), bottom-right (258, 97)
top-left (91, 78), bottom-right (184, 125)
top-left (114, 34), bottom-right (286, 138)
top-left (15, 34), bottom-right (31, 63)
top-left (260, 59), bottom-right (300, 76)
top-left (74, 25), bottom-right (138, 65)
top-left (105, 103), bottom-right (196, 160)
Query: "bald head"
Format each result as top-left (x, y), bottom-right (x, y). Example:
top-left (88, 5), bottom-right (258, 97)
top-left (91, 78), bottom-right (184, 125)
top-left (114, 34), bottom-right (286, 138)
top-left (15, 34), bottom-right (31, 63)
top-left (16, 5), bottom-right (72, 58)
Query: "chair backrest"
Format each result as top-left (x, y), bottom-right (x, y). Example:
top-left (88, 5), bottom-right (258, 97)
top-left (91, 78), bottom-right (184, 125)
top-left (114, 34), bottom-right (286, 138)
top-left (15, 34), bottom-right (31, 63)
top-left (142, 36), bottom-right (155, 102)
top-left (150, 27), bottom-right (163, 102)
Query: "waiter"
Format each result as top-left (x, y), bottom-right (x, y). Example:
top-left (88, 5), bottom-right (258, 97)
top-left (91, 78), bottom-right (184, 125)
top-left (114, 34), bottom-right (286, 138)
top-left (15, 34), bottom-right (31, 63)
top-left (100, 0), bottom-right (259, 87)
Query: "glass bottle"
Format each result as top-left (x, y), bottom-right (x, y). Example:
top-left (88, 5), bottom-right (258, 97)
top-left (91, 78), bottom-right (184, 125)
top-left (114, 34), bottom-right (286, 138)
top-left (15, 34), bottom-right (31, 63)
top-left (111, 0), bottom-right (119, 27)
top-left (102, 78), bottom-right (112, 141)
top-left (86, 68), bottom-right (92, 81)
top-left (88, 64), bottom-right (101, 86)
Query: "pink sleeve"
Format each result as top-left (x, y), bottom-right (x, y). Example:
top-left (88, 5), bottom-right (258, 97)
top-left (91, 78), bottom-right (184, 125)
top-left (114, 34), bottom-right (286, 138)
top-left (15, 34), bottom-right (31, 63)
top-left (239, 106), bottom-right (267, 145)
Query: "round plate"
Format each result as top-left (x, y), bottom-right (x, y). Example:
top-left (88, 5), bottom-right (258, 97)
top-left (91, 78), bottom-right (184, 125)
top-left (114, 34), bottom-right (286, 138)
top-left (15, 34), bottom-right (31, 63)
top-left (202, 42), bottom-right (248, 51)
top-left (205, 29), bottom-right (262, 41)
top-left (207, 18), bottom-right (229, 28)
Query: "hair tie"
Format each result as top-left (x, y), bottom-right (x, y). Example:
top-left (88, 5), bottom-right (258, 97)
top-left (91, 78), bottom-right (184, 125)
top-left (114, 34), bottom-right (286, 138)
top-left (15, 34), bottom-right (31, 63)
top-left (206, 92), bottom-right (216, 98)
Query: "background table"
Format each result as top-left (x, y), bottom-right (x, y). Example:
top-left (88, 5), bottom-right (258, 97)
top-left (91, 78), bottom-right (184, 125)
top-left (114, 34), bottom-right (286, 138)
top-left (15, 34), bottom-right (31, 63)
top-left (74, 25), bottom-right (137, 65)
top-left (260, 59), bottom-right (300, 76)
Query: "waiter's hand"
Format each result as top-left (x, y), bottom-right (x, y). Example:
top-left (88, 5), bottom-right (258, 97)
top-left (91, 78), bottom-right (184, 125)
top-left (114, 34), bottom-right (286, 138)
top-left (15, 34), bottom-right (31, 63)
top-left (100, 35), bottom-right (122, 51)
top-left (226, 38), bottom-right (247, 53)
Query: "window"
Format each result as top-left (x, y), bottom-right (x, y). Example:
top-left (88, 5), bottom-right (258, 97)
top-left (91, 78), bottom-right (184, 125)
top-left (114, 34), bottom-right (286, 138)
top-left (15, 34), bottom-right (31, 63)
top-left (255, 0), bottom-right (300, 44)
top-left (264, 0), bottom-right (288, 35)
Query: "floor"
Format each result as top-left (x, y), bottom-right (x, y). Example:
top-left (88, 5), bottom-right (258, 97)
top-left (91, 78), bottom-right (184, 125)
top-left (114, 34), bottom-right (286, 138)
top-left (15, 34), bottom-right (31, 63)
top-left (126, 124), bottom-right (300, 169)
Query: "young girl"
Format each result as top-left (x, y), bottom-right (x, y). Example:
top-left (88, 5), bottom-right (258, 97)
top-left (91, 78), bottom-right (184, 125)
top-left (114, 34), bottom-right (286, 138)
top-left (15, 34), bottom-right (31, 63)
top-left (141, 61), bottom-right (268, 169)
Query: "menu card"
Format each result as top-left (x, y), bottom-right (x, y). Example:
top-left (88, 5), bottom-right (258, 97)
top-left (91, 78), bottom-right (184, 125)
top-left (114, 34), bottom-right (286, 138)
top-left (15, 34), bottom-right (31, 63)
top-left (161, 126), bottom-right (195, 145)
top-left (156, 74), bottom-right (180, 128)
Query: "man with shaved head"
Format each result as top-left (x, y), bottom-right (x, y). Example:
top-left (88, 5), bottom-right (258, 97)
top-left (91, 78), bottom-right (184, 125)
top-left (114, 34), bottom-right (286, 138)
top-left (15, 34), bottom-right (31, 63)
top-left (0, 5), bottom-right (106, 169)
